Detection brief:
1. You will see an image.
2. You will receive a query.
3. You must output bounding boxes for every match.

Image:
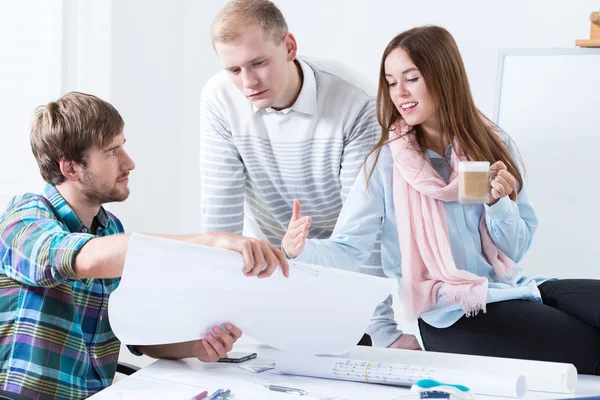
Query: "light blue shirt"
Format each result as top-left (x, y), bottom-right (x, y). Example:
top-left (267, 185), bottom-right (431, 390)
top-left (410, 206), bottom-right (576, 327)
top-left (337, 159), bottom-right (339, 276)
top-left (295, 134), bottom-right (550, 347)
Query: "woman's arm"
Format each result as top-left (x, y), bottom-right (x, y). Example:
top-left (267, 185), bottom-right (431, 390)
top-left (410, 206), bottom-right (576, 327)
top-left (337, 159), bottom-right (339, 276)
top-left (484, 138), bottom-right (538, 262)
top-left (286, 155), bottom-right (389, 271)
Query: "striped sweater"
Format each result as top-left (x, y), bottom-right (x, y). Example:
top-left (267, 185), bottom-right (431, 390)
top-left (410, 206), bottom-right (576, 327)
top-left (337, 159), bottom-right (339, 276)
top-left (200, 57), bottom-right (382, 267)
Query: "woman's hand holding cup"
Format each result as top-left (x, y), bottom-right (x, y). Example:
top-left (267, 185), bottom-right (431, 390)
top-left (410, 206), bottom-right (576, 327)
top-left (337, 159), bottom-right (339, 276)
top-left (488, 161), bottom-right (516, 205)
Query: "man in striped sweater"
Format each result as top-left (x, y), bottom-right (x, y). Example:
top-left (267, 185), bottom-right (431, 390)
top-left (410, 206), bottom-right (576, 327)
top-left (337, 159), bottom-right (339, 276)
top-left (201, 0), bottom-right (401, 347)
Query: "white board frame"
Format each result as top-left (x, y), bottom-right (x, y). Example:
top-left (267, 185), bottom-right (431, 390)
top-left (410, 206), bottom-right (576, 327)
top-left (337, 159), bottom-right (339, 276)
top-left (492, 47), bottom-right (600, 279)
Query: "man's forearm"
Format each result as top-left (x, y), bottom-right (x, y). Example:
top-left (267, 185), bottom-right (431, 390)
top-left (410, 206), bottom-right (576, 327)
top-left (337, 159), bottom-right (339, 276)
top-left (74, 233), bottom-right (217, 279)
top-left (74, 234), bottom-right (131, 279)
top-left (153, 233), bottom-right (206, 245)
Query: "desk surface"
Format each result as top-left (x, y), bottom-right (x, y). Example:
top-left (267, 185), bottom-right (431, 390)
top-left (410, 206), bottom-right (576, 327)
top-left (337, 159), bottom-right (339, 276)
top-left (91, 344), bottom-right (600, 400)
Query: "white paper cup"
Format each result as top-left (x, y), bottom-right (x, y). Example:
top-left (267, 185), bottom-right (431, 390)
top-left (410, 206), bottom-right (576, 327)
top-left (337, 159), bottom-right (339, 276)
top-left (458, 161), bottom-right (490, 204)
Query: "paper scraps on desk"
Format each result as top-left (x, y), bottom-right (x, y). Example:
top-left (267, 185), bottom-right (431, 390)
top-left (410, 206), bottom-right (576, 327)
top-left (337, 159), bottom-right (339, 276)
top-left (238, 362), bottom-right (275, 373)
top-left (134, 357), bottom-right (414, 400)
top-left (108, 234), bottom-right (392, 355)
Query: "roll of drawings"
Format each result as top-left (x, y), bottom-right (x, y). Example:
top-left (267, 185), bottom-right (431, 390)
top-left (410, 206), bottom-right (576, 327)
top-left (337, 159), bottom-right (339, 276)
top-left (275, 353), bottom-right (527, 398)
top-left (342, 347), bottom-right (578, 394)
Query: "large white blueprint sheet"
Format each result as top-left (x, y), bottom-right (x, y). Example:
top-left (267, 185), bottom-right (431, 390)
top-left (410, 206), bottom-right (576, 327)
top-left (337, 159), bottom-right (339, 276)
top-left (108, 234), bottom-right (393, 355)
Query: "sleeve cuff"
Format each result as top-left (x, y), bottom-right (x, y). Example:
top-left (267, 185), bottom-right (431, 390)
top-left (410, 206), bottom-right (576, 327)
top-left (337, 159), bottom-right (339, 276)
top-left (367, 326), bottom-right (403, 348)
top-left (288, 240), bottom-right (315, 263)
top-left (485, 196), bottom-right (515, 220)
top-left (126, 344), bottom-right (143, 357)
top-left (49, 233), bottom-right (94, 285)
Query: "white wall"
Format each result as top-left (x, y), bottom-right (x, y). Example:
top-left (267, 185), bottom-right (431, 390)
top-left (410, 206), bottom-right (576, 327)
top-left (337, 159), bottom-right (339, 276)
top-left (62, 1), bottom-right (112, 99)
top-left (107, 1), bottom-right (185, 233)
top-left (0, 1), bottom-right (63, 210)
top-left (496, 49), bottom-right (600, 280)
top-left (278, 0), bottom-right (597, 116)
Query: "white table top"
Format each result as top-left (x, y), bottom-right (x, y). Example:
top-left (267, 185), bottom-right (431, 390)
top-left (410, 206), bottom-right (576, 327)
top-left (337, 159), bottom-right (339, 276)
top-left (91, 344), bottom-right (600, 400)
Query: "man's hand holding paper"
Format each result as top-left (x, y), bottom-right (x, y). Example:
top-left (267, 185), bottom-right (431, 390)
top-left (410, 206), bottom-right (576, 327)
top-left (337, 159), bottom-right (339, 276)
top-left (202, 232), bottom-right (289, 278)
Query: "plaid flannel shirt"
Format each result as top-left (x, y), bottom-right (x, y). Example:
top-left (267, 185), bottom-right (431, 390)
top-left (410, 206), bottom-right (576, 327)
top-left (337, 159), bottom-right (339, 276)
top-left (0, 184), bottom-right (130, 399)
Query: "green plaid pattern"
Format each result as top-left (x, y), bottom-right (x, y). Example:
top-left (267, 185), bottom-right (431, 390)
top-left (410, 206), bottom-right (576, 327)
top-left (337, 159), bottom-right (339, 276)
top-left (0, 185), bottom-right (127, 399)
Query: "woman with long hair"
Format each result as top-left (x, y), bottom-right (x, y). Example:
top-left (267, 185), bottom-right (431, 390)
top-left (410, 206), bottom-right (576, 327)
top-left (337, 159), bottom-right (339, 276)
top-left (282, 26), bottom-right (600, 374)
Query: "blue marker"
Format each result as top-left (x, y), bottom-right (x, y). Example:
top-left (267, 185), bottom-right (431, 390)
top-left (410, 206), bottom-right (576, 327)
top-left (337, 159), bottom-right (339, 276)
top-left (208, 389), bottom-right (223, 400)
top-left (420, 391), bottom-right (451, 399)
top-left (217, 389), bottom-right (231, 399)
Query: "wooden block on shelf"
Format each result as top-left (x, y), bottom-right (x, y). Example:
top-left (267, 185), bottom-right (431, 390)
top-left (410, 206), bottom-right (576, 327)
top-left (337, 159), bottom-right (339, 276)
top-left (575, 39), bottom-right (600, 47)
top-left (576, 10), bottom-right (600, 47)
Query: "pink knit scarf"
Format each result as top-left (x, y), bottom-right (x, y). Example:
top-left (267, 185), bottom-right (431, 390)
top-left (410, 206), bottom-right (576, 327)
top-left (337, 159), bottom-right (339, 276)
top-left (388, 123), bottom-right (516, 320)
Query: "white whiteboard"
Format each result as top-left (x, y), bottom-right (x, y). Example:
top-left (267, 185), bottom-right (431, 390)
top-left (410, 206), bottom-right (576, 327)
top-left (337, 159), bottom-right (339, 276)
top-left (494, 48), bottom-right (600, 279)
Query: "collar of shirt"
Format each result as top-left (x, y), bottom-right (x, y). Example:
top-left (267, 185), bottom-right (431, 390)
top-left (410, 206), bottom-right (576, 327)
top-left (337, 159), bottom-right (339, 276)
top-left (425, 144), bottom-right (455, 183)
top-left (251, 58), bottom-right (317, 116)
top-left (43, 184), bottom-right (110, 234)
top-left (425, 143), bottom-right (454, 161)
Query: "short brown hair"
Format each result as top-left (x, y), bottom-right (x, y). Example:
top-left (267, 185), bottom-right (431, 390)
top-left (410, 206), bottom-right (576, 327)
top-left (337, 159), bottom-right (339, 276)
top-left (211, 0), bottom-right (288, 48)
top-left (30, 92), bottom-right (124, 185)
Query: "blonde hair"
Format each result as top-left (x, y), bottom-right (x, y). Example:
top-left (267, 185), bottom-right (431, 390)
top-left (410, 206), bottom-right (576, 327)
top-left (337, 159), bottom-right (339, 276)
top-left (211, 0), bottom-right (288, 48)
top-left (30, 92), bottom-right (124, 185)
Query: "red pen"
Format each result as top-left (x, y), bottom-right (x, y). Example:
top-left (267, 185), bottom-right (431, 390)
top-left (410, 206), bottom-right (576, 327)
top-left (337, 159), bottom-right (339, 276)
top-left (190, 390), bottom-right (208, 400)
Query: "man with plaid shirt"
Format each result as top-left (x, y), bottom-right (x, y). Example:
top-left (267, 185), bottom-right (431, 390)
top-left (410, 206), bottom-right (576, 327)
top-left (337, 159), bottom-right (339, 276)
top-left (0, 92), bottom-right (289, 399)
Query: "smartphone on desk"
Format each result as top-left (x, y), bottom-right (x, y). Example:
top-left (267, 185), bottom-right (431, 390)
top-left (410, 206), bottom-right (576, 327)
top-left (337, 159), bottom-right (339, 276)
top-left (218, 352), bottom-right (258, 363)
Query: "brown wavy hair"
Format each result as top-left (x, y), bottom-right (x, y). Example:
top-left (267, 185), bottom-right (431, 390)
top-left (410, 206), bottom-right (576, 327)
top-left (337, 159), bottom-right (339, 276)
top-left (367, 26), bottom-right (522, 200)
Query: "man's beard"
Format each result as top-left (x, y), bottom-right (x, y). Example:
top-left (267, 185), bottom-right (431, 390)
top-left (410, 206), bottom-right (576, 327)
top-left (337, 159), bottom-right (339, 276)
top-left (80, 168), bottom-right (129, 206)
